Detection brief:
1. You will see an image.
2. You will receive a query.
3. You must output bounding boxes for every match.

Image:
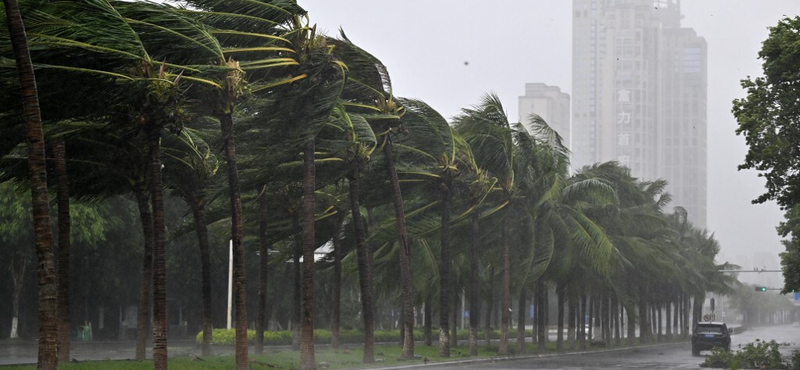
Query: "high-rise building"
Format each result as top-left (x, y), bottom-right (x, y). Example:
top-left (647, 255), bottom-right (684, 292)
top-left (518, 83), bottom-right (571, 148)
top-left (571, 0), bottom-right (707, 227)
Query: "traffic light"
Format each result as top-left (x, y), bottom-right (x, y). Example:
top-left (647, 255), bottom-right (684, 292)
top-left (755, 286), bottom-right (767, 292)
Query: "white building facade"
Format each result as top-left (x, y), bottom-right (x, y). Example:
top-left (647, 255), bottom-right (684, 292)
top-left (571, 0), bottom-right (707, 227)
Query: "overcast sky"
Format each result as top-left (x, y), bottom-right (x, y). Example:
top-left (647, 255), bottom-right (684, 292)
top-left (300, 0), bottom-right (799, 286)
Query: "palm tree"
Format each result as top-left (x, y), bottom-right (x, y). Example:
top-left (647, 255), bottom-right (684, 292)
top-left (7, 3), bottom-right (227, 368)
top-left (162, 128), bottom-right (219, 356)
top-left (319, 102), bottom-right (378, 362)
top-left (454, 93), bottom-right (519, 355)
top-left (392, 98), bottom-right (481, 357)
top-left (331, 31), bottom-right (415, 359)
top-left (2, 1), bottom-right (57, 369)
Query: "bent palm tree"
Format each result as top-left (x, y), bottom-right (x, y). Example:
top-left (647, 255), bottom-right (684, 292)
top-left (2, 1), bottom-right (57, 369)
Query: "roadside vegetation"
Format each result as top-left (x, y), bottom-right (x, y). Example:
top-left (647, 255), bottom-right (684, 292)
top-left (701, 339), bottom-right (800, 369)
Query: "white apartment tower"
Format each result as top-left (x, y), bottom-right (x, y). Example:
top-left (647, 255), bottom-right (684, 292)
top-left (518, 83), bottom-right (571, 149)
top-left (572, 0), bottom-right (707, 227)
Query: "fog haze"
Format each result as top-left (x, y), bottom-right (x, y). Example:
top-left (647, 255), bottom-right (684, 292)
top-left (301, 0), bottom-right (800, 286)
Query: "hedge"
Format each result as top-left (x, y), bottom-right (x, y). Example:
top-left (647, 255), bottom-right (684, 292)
top-left (196, 328), bottom-right (532, 346)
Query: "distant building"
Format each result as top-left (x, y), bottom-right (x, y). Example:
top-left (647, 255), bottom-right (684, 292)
top-left (571, 0), bottom-right (707, 227)
top-left (518, 83), bottom-right (571, 149)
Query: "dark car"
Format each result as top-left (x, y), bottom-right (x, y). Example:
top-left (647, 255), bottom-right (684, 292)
top-left (691, 322), bottom-right (731, 355)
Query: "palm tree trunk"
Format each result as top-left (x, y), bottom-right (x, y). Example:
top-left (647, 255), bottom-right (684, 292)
top-left (683, 293), bottom-right (690, 338)
top-left (255, 190), bottom-right (269, 355)
top-left (483, 278), bottom-right (494, 346)
top-left (189, 196), bottom-right (214, 357)
top-left (673, 300), bottom-right (680, 338)
top-left (347, 172), bottom-right (374, 363)
top-left (603, 294), bottom-right (611, 344)
top-left (146, 126), bottom-right (168, 370)
top-left (54, 139), bottom-right (72, 362)
top-left (438, 184), bottom-right (451, 358)
top-left (219, 114), bottom-right (247, 370)
top-left (638, 288), bottom-right (648, 343)
top-left (579, 289), bottom-right (587, 349)
top-left (468, 213), bottom-right (479, 356)
top-left (556, 284), bottom-right (565, 351)
top-left (292, 214), bottom-right (301, 350)
top-left (537, 280), bottom-right (546, 351)
top-left (613, 296), bottom-right (621, 346)
top-left (451, 292), bottom-right (458, 348)
top-left (9, 253), bottom-right (28, 339)
top-left (484, 281), bottom-right (493, 346)
top-left (300, 139), bottom-right (316, 370)
top-left (664, 300), bottom-right (671, 340)
top-left (331, 212), bottom-right (343, 351)
top-left (424, 297), bottom-right (432, 347)
top-left (657, 303), bottom-right (663, 341)
top-left (4, 2), bottom-right (57, 368)
top-left (382, 136), bottom-right (414, 359)
top-left (499, 215), bottom-right (510, 355)
top-left (587, 294), bottom-right (594, 341)
top-left (134, 186), bottom-right (153, 360)
top-left (517, 286), bottom-right (526, 354)
top-left (567, 287), bottom-right (575, 349)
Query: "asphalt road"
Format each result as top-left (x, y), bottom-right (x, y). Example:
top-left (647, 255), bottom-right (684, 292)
top-left (431, 324), bottom-right (800, 370)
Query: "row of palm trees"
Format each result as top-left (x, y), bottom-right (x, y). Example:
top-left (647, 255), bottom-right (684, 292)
top-left (1, 1), bottom-right (735, 370)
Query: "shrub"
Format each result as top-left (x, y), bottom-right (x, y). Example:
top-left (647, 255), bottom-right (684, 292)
top-left (790, 350), bottom-right (800, 370)
top-left (701, 339), bottom-right (790, 369)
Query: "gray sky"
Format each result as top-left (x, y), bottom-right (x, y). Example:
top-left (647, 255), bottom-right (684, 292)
top-left (301, 0), bottom-right (799, 285)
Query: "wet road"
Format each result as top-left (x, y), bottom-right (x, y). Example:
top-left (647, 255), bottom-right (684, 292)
top-left (433, 325), bottom-right (800, 370)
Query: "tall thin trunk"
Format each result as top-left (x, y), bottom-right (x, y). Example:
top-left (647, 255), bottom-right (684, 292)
top-left (537, 280), bottom-right (546, 351)
top-left (638, 288), bottom-right (648, 343)
top-left (438, 184), bottom-right (451, 358)
top-left (134, 187), bottom-right (153, 360)
top-left (657, 303), bottom-right (663, 341)
top-left (579, 289), bottom-right (587, 349)
top-left (499, 215), bottom-right (510, 355)
top-left (10, 253), bottom-right (28, 339)
top-left (603, 294), bottom-right (611, 344)
top-left (556, 284), bottom-right (565, 351)
top-left (468, 213), bottom-right (479, 356)
top-left (300, 139), bottom-right (316, 370)
top-left (54, 139), bottom-right (71, 362)
top-left (189, 196), bottom-right (214, 356)
top-left (451, 291), bottom-right (458, 348)
top-left (382, 136), bottom-right (414, 359)
top-left (292, 214), bottom-right (301, 350)
top-left (567, 288), bottom-right (575, 349)
top-left (348, 172), bottom-right (374, 363)
top-left (484, 279), bottom-right (494, 346)
top-left (219, 114), bottom-right (247, 370)
top-left (331, 212), bottom-right (344, 350)
top-left (613, 296), bottom-right (621, 346)
top-left (255, 190), bottom-right (269, 355)
top-left (147, 126), bottom-right (168, 370)
top-left (5, 2), bottom-right (57, 368)
top-left (517, 287), bottom-right (526, 354)
top-left (675, 300), bottom-right (681, 337)
top-left (683, 293), bottom-right (690, 338)
top-left (665, 299), bottom-right (671, 340)
top-left (424, 297), bottom-right (432, 346)
top-left (398, 302), bottom-right (405, 346)
top-left (587, 293), bottom-right (594, 341)
top-left (627, 303), bottom-right (636, 345)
